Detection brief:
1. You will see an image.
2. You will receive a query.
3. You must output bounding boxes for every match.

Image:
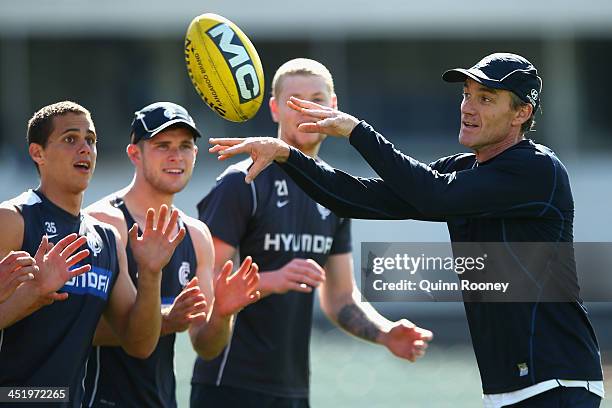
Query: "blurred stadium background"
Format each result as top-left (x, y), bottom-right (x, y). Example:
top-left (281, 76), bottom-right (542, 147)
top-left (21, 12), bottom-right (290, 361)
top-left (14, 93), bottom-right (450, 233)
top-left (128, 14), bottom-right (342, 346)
top-left (1, 1), bottom-right (611, 406)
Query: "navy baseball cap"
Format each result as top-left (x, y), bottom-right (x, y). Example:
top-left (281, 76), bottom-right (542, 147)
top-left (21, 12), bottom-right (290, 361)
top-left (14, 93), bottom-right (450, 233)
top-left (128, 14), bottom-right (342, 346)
top-left (130, 102), bottom-right (202, 144)
top-left (442, 53), bottom-right (542, 110)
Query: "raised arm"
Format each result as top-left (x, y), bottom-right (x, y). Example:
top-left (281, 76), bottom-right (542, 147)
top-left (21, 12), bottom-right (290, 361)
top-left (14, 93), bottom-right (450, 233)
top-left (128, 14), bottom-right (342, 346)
top-left (286, 97), bottom-right (559, 219)
top-left (188, 223), bottom-right (260, 360)
top-left (103, 205), bottom-right (185, 358)
top-left (208, 139), bottom-right (436, 221)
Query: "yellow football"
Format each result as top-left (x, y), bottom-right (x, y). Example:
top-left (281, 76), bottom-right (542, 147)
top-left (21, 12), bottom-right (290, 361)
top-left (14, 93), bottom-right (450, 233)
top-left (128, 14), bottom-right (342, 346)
top-left (184, 13), bottom-right (265, 122)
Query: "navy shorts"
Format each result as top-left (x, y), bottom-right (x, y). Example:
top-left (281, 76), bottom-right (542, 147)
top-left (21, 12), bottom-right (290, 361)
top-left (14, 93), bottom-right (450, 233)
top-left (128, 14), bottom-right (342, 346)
top-left (190, 383), bottom-right (309, 408)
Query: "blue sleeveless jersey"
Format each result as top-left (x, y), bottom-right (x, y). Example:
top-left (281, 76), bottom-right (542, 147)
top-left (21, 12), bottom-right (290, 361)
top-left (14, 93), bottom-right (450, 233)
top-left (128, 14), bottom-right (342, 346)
top-left (193, 160), bottom-right (351, 398)
top-left (84, 197), bottom-right (197, 408)
top-left (0, 190), bottom-right (120, 407)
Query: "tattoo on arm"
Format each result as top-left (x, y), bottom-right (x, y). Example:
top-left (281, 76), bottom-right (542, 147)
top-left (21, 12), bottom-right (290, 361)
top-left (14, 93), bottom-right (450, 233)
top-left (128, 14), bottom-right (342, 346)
top-left (337, 303), bottom-right (380, 342)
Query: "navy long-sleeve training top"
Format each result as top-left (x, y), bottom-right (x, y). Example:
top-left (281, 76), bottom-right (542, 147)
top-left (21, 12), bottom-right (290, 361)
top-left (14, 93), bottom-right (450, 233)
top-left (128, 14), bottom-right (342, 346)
top-left (276, 121), bottom-right (602, 394)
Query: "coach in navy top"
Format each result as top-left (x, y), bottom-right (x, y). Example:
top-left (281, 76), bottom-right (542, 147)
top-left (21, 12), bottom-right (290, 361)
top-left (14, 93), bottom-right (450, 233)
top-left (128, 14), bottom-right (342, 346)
top-left (210, 53), bottom-right (604, 407)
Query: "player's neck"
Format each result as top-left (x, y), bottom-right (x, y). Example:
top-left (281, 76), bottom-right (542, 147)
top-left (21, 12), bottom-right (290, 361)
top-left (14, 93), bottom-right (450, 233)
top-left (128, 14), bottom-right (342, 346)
top-left (474, 134), bottom-right (525, 163)
top-left (38, 183), bottom-right (83, 217)
top-left (278, 133), bottom-right (320, 159)
top-left (121, 176), bottom-right (175, 219)
top-left (300, 143), bottom-right (320, 159)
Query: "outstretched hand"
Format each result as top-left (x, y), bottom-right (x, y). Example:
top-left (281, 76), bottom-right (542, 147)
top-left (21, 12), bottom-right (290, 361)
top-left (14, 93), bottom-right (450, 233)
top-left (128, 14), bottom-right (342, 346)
top-left (209, 137), bottom-right (289, 184)
top-left (287, 96), bottom-right (359, 137)
top-left (33, 234), bottom-right (92, 303)
top-left (129, 205), bottom-right (186, 279)
top-left (213, 256), bottom-right (260, 318)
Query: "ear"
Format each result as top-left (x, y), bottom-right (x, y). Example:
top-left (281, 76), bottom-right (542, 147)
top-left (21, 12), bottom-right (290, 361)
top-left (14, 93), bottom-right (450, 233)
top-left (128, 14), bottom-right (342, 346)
top-left (28, 143), bottom-right (45, 168)
top-left (331, 93), bottom-right (338, 110)
top-left (513, 104), bottom-right (533, 127)
top-left (126, 143), bottom-right (141, 165)
top-left (269, 96), bottom-right (279, 123)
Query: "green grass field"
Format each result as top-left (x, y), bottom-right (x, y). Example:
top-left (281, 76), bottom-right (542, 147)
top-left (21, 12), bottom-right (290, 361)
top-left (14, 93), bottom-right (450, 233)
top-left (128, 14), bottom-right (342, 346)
top-left (173, 327), bottom-right (611, 407)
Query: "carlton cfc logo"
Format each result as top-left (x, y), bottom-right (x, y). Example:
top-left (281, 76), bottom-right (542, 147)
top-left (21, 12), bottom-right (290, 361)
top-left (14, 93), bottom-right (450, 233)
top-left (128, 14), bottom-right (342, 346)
top-left (178, 262), bottom-right (191, 286)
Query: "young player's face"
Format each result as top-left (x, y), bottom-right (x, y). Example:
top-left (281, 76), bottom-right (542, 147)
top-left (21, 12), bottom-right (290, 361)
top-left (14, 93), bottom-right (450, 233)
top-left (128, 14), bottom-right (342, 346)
top-left (270, 74), bottom-right (336, 152)
top-left (36, 113), bottom-right (97, 194)
top-left (459, 79), bottom-right (520, 151)
top-left (139, 127), bottom-right (198, 195)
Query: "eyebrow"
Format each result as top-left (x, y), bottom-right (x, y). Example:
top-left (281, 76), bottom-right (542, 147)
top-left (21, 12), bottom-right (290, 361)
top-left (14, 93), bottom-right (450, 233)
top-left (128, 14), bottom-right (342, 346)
top-left (478, 86), bottom-right (498, 94)
top-left (61, 128), bottom-right (96, 136)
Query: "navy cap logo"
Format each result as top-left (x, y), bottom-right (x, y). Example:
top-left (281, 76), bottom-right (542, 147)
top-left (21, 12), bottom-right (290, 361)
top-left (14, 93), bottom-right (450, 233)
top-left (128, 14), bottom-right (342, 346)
top-left (526, 89), bottom-right (539, 107)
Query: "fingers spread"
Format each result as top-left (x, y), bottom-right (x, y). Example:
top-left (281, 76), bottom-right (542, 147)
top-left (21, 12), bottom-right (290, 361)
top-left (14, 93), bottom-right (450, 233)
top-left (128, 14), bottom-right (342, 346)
top-left (245, 159), bottom-right (269, 184)
top-left (296, 123), bottom-right (323, 134)
top-left (184, 276), bottom-right (199, 289)
top-left (218, 260), bottom-right (234, 282)
top-left (288, 96), bottom-right (331, 111)
top-left (33, 236), bottom-right (49, 261)
top-left (69, 264), bottom-right (91, 278)
top-left (60, 236), bottom-right (88, 259)
top-left (66, 249), bottom-right (90, 267)
top-left (208, 138), bottom-right (245, 147)
top-left (156, 205), bottom-right (169, 232)
top-left (170, 227), bottom-right (187, 247)
top-left (145, 208), bottom-right (155, 231)
top-left (51, 233), bottom-right (78, 254)
top-left (128, 223), bottom-right (139, 242)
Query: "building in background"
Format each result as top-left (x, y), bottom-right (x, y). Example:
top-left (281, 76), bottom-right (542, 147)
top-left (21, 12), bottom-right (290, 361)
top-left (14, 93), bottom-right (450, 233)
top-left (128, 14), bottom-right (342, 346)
top-left (1, 0), bottom-right (611, 159)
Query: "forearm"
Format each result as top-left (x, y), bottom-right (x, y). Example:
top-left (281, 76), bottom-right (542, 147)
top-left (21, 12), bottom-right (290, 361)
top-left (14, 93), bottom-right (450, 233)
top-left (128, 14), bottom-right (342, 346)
top-left (0, 282), bottom-right (46, 329)
top-left (256, 272), bottom-right (278, 298)
top-left (328, 292), bottom-right (393, 344)
top-left (279, 148), bottom-right (428, 220)
top-left (159, 307), bottom-right (176, 336)
top-left (93, 316), bottom-right (121, 346)
top-left (190, 311), bottom-right (232, 360)
top-left (349, 121), bottom-right (441, 213)
top-left (119, 274), bottom-right (162, 357)
top-left (349, 122), bottom-right (551, 218)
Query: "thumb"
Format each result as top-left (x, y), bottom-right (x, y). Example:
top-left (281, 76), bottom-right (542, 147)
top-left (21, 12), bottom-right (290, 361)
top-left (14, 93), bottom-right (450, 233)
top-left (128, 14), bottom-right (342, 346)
top-left (128, 223), bottom-right (139, 244)
top-left (245, 159), bottom-right (268, 184)
top-left (34, 235), bottom-right (49, 262)
top-left (184, 276), bottom-right (199, 290)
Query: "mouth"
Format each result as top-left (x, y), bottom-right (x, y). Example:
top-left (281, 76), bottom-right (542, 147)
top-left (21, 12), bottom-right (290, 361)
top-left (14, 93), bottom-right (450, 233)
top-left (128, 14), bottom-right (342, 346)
top-left (73, 160), bottom-right (91, 171)
top-left (163, 169), bottom-right (185, 175)
top-left (462, 120), bottom-right (479, 129)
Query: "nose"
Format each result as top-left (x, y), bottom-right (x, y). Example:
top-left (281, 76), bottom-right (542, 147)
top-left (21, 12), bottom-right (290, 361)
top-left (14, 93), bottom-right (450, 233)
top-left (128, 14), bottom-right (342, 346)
top-left (167, 146), bottom-right (183, 162)
top-left (78, 140), bottom-right (92, 156)
top-left (461, 96), bottom-right (476, 116)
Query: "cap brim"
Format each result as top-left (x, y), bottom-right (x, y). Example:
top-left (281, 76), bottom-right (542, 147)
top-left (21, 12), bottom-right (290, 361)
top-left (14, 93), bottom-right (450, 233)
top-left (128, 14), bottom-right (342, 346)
top-left (146, 119), bottom-right (203, 140)
top-left (442, 68), bottom-right (507, 91)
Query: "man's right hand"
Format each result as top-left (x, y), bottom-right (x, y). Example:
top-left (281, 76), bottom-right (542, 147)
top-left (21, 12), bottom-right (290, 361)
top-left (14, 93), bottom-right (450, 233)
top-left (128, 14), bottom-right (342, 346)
top-left (0, 251), bottom-right (38, 303)
top-left (262, 258), bottom-right (326, 295)
top-left (128, 205), bottom-right (186, 282)
top-left (209, 137), bottom-right (290, 184)
top-left (33, 234), bottom-right (91, 303)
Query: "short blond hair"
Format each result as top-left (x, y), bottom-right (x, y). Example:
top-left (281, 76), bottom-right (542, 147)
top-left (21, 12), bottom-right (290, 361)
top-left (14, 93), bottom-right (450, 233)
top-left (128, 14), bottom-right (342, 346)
top-left (271, 58), bottom-right (334, 98)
